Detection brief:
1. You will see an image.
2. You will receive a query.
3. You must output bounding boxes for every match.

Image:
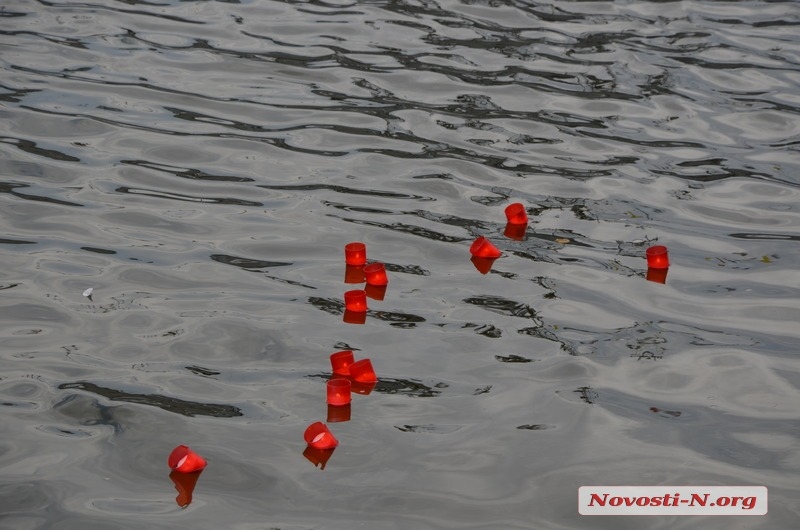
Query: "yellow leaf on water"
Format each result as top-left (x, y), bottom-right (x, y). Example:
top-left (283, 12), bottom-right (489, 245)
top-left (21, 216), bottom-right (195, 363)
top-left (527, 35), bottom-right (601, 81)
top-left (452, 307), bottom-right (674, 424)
top-left (556, 238), bottom-right (570, 244)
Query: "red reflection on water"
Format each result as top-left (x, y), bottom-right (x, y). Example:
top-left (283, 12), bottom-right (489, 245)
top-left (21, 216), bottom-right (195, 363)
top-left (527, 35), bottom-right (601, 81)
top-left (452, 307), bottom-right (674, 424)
top-left (350, 380), bottom-right (377, 395)
top-left (344, 264), bottom-right (365, 284)
top-left (471, 256), bottom-right (497, 275)
top-left (343, 309), bottom-right (367, 324)
top-left (303, 446), bottom-right (336, 470)
top-left (503, 221), bottom-right (527, 240)
top-left (169, 470), bottom-right (203, 508)
top-left (646, 267), bottom-right (668, 284)
top-left (327, 402), bottom-right (351, 423)
top-left (364, 283), bottom-right (387, 301)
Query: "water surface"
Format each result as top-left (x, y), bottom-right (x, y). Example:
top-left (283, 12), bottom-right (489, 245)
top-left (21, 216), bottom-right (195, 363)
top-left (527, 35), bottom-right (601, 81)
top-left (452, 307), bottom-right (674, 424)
top-left (1, 1), bottom-right (799, 528)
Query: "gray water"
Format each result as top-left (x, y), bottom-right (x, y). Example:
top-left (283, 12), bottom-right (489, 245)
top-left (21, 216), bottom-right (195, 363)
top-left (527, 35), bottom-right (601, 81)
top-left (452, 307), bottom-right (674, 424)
top-left (1, 0), bottom-right (799, 528)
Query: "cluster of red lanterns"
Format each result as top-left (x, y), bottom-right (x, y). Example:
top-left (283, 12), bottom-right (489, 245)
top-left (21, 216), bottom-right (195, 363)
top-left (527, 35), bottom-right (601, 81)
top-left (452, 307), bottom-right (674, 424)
top-left (342, 242), bottom-right (390, 323)
top-left (303, 244), bottom-right (386, 468)
top-left (471, 202), bottom-right (671, 282)
top-left (166, 202), bottom-right (671, 501)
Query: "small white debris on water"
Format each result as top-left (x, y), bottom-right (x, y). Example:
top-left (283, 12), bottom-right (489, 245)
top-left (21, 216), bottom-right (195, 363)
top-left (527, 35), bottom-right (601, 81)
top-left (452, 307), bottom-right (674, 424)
top-left (82, 288), bottom-right (94, 298)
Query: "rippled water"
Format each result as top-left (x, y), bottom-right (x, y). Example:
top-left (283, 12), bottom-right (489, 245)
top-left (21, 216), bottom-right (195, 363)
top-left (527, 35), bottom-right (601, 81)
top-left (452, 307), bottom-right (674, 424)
top-left (2, 0), bottom-right (800, 528)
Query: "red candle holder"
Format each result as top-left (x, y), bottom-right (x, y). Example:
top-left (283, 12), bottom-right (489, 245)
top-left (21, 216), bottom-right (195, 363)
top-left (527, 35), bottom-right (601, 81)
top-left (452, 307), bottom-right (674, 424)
top-left (304, 421), bottom-right (339, 450)
top-left (471, 256), bottom-right (497, 275)
top-left (330, 350), bottom-right (354, 376)
top-left (326, 378), bottom-right (352, 406)
top-left (646, 245), bottom-right (670, 269)
top-left (344, 264), bottom-right (366, 284)
top-left (327, 403), bottom-right (351, 423)
top-left (169, 470), bottom-right (202, 508)
top-left (505, 202), bottom-right (528, 224)
top-left (343, 309), bottom-right (367, 324)
top-left (364, 262), bottom-right (389, 286)
top-left (469, 236), bottom-right (502, 258)
top-left (348, 358), bottom-right (378, 383)
top-left (168, 445), bottom-right (207, 473)
top-left (503, 221), bottom-right (527, 240)
top-left (303, 446), bottom-right (335, 470)
top-left (344, 289), bottom-right (368, 312)
top-left (365, 283), bottom-right (387, 301)
top-left (646, 267), bottom-right (669, 284)
top-left (345, 242), bottom-right (367, 266)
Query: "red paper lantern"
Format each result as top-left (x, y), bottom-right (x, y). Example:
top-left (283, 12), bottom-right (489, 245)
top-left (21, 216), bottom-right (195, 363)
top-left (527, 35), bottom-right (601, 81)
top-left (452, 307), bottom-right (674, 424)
top-left (330, 350), bottom-right (354, 376)
top-left (504, 202), bottom-right (528, 224)
top-left (168, 445), bottom-right (207, 473)
top-left (326, 378), bottom-right (352, 406)
top-left (344, 289), bottom-right (368, 312)
top-left (364, 262), bottom-right (389, 286)
top-left (469, 236), bottom-right (502, 258)
top-left (646, 245), bottom-right (670, 269)
top-left (344, 242), bottom-right (367, 266)
top-left (349, 358), bottom-right (378, 383)
top-left (304, 421), bottom-right (339, 450)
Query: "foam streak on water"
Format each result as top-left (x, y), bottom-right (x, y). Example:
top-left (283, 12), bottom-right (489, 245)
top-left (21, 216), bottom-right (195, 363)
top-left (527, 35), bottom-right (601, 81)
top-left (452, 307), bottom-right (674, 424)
top-left (1, 1), bottom-right (799, 528)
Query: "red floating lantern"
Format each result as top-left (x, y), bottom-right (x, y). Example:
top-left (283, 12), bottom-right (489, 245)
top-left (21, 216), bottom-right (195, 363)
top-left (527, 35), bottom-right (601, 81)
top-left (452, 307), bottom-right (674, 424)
top-left (168, 445), bottom-right (207, 473)
top-left (326, 378), bottom-right (352, 406)
top-left (469, 236), bottom-right (502, 258)
top-left (344, 242), bottom-right (367, 266)
top-left (503, 221), bottom-right (527, 240)
top-left (330, 350), bottom-right (355, 376)
top-left (344, 289), bottom-right (368, 312)
top-left (646, 245), bottom-right (670, 269)
top-left (304, 421), bottom-right (339, 450)
top-left (504, 202), bottom-right (528, 224)
top-left (169, 469), bottom-right (202, 508)
top-left (327, 403), bottom-right (351, 423)
top-left (646, 267), bottom-right (668, 284)
top-left (363, 262), bottom-right (389, 286)
top-left (349, 358), bottom-right (378, 383)
top-left (344, 264), bottom-right (365, 284)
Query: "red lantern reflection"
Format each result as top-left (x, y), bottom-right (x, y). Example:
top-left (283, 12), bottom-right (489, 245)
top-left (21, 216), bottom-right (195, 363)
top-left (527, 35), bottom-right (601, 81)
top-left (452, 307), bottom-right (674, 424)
top-left (470, 256), bottom-right (497, 275)
top-left (303, 446), bottom-right (336, 470)
top-left (646, 267), bottom-right (669, 284)
top-left (169, 470), bottom-right (203, 508)
top-left (503, 221), bottom-right (527, 240)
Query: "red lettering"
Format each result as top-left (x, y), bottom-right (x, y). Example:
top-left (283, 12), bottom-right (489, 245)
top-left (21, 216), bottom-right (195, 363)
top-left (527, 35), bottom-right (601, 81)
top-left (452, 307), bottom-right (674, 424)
top-left (588, 493), bottom-right (608, 506)
top-left (690, 493), bottom-right (709, 506)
